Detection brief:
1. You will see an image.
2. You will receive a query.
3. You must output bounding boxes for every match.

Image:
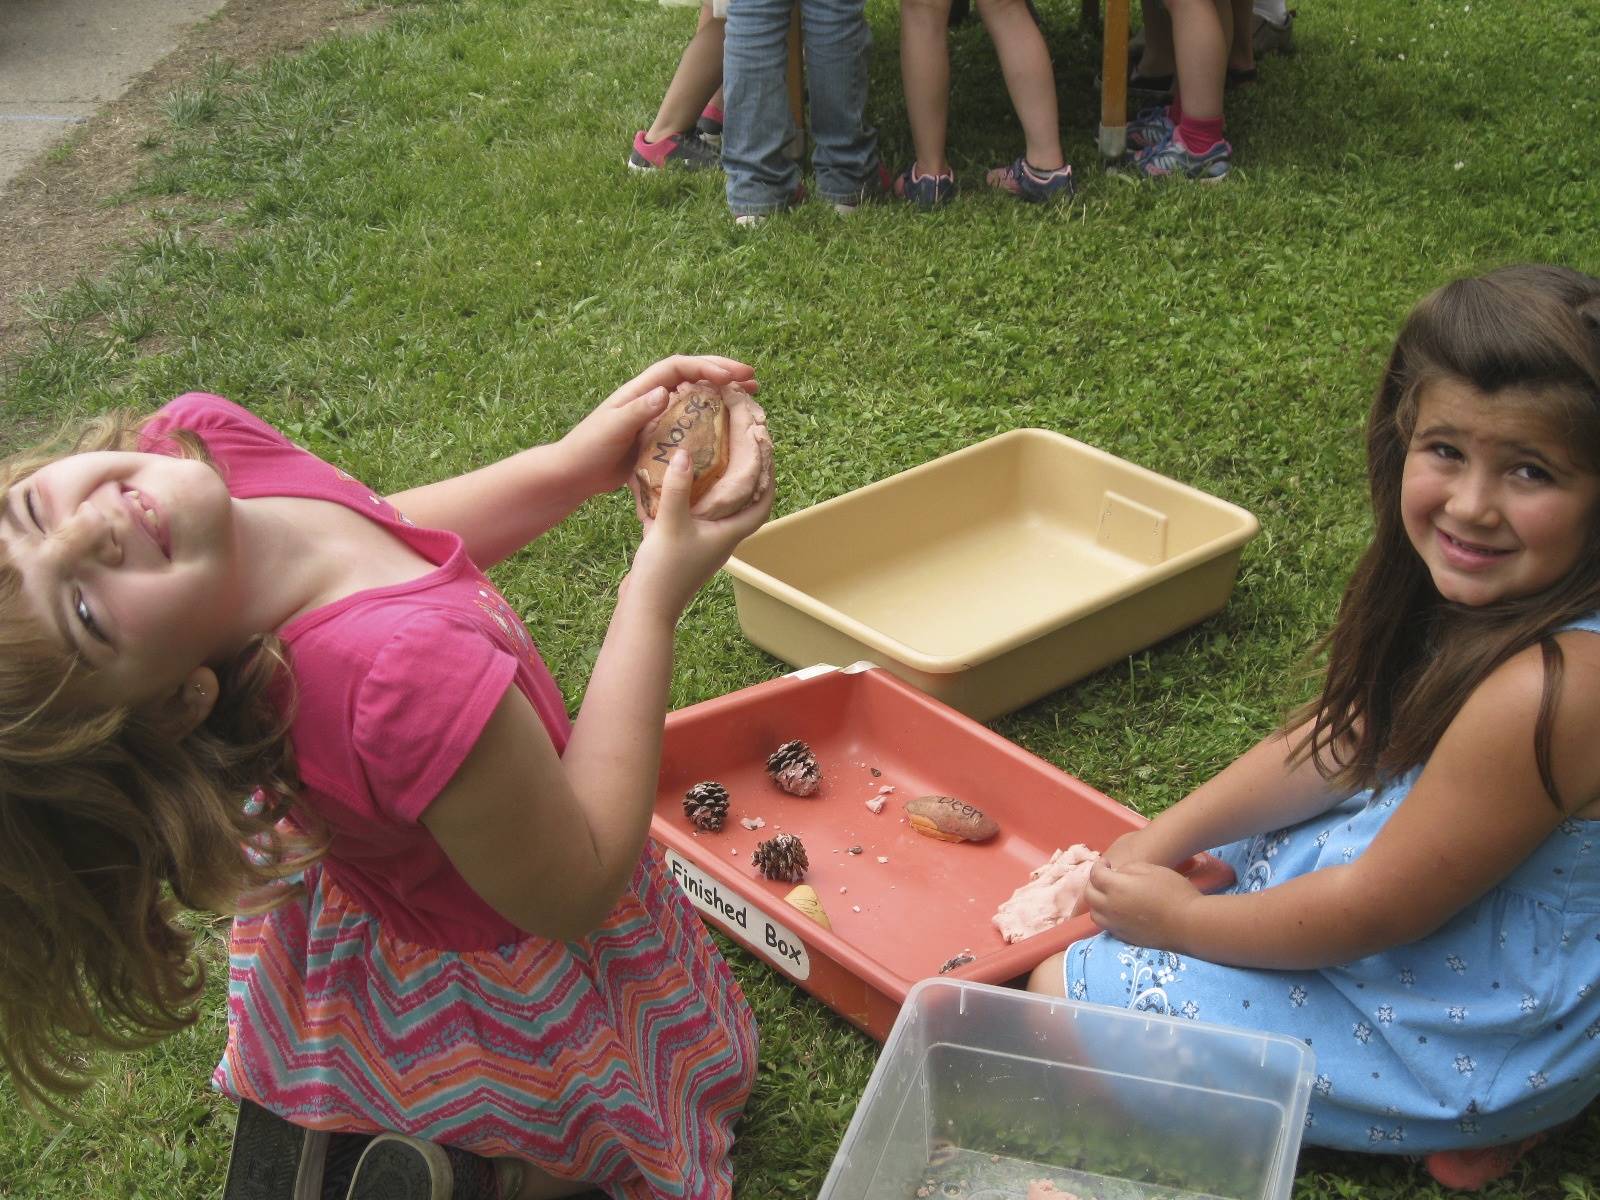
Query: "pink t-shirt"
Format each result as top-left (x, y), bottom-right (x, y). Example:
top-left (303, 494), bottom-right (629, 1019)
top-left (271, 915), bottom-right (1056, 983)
top-left (143, 393), bottom-right (572, 949)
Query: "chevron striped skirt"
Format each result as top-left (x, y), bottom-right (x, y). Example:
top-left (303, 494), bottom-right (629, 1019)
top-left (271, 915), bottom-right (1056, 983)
top-left (213, 845), bottom-right (758, 1198)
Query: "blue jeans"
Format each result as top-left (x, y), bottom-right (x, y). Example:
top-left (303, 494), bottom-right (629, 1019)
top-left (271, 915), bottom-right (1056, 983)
top-left (722, 0), bottom-right (881, 215)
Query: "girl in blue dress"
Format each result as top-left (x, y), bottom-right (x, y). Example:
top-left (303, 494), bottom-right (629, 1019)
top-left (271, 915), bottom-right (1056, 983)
top-left (1031, 264), bottom-right (1600, 1190)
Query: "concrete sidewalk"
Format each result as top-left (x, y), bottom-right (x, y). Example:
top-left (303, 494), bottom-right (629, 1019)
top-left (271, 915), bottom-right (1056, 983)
top-left (0, 0), bottom-right (227, 192)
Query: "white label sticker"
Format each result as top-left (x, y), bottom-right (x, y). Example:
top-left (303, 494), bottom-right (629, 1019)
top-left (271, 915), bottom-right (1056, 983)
top-left (666, 850), bottom-right (811, 981)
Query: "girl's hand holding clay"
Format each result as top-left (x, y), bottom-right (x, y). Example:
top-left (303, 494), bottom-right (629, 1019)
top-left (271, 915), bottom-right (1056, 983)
top-left (1082, 860), bottom-right (1203, 953)
top-left (630, 380), bottom-right (772, 522)
top-left (561, 356), bottom-right (758, 500)
top-left (626, 446), bottom-right (775, 621)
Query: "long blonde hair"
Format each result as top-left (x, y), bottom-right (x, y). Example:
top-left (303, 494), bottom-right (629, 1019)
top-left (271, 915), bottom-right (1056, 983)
top-left (0, 409), bottom-right (318, 1115)
top-left (1293, 265), bottom-right (1600, 804)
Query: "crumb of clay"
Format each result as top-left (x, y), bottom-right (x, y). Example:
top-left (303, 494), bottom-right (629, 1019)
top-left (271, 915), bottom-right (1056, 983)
top-left (839, 886), bottom-right (847, 894)
top-left (847, 844), bottom-right (862, 855)
top-left (739, 816), bottom-right (766, 831)
top-left (865, 796), bottom-right (886, 814)
top-left (851, 905), bottom-right (862, 912)
top-left (993, 845), bottom-right (1101, 944)
top-left (876, 855), bottom-right (889, 864)
top-left (877, 784), bottom-right (895, 795)
top-left (730, 849), bottom-right (738, 855)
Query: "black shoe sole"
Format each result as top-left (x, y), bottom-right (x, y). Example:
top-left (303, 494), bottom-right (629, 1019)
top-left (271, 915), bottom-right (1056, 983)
top-left (346, 1138), bottom-right (450, 1200)
top-left (222, 1101), bottom-right (328, 1200)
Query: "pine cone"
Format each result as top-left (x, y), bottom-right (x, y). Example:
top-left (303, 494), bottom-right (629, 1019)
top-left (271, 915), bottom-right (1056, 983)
top-left (682, 781), bottom-right (730, 832)
top-left (765, 739), bottom-right (821, 797)
top-left (751, 833), bottom-right (809, 882)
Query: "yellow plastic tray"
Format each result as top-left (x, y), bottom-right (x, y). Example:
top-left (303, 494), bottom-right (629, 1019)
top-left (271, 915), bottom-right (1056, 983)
top-left (726, 429), bottom-right (1260, 720)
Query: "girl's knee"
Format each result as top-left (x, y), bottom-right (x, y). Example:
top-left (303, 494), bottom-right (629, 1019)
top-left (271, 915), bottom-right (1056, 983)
top-left (1026, 951), bottom-right (1068, 997)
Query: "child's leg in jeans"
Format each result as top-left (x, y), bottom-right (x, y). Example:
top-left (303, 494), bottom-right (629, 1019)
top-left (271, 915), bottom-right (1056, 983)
top-left (976, 0), bottom-right (1064, 170)
top-left (723, 0), bottom-right (804, 214)
top-left (802, 0), bottom-right (882, 205)
top-left (900, 0), bottom-right (954, 176)
top-left (645, 4), bottom-right (726, 143)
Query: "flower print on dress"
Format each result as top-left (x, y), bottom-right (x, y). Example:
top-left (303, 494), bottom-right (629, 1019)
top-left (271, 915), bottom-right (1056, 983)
top-left (1398, 967), bottom-right (1416, 988)
top-left (1178, 999), bottom-right (1200, 1020)
top-left (1116, 946), bottom-right (1186, 1014)
top-left (1446, 954), bottom-right (1468, 974)
top-left (1520, 993), bottom-right (1540, 1013)
top-left (1313, 1073), bottom-right (1334, 1096)
top-left (1376, 1005), bottom-right (1394, 1025)
top-left (1528, 1071), bottom-right (1548, 1090)
top-left (1070, 978), bottom-right (1087, 1000)
top-left (1585, 1017), bottom-right (1600, 1040)
top-left (1447, 1005), bottom-right (1468, 1024)
top-left (1352, 1021), bottom-right (1374, 1045)
top-left (1289, 984), bottom-right (1308, 1008)
top-left (1453, 1055), bottom-right (1476, 1075)
top-left (473, 586), bottom-right (536, 658)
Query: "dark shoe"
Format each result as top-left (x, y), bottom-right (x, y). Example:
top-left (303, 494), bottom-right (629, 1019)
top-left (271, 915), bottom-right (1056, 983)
top-left (223, 1101), bottom-right (330, 1200)
top-left (694, 103), bottom-right (724, 149)
top-left (344, 1134), bottom-right (505, 1200)
top-left (628, 129), bottom-right (720, 171)
top-left (893, 162), bottom-right (956, 210)
top-left (1251, 10), bottom-right (1295, 56)
top-left (832, 161), bottom-right (893, 214)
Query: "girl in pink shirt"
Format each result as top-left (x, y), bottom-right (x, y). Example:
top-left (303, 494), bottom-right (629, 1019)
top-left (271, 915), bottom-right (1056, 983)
top-left (0, 355), bottom-right (772, 1200)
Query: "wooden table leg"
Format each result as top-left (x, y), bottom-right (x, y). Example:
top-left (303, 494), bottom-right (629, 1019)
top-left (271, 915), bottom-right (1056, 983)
top-left (784, 7), bottom-right (806, 162)
top-left (1099, 0), bottom-right (1129, 160)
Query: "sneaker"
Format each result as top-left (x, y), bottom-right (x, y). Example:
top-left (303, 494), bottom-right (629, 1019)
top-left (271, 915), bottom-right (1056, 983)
top-left (1251, 10), bottom-right (1295, 56)
top-left (832, 161), bottom-right (893, 215)
top-left (985, 156), bottom-right (1075, 203)
top-left (1126, 103), bottom-right (1176, 151)
top-left (222, 1100), bottom-right (329, 1200)
top-left (344, 1134), bottom-right (506, 1200)
top-left (732, 183), bottom-right (806, 226)
top-left (694, 103), bottom-right (724, 149)
top-left (893, 163), bottom-right (956, 210)
top-left (1123, 132), bottom-right (1231, 182)
top-left (628, 129), bottom-right (720, 172)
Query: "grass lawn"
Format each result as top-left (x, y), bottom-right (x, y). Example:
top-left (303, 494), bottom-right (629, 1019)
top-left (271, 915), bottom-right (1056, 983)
top-left (3, 0), bottom-right (1600, 1195)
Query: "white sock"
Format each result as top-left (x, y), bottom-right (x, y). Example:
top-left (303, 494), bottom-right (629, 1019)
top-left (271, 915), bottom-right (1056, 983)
top-left (1253, 0), bottom-right (1289, 24)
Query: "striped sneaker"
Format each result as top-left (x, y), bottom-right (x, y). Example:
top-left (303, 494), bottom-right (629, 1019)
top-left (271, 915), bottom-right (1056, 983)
top-left (1126, 103), bottom-right (1176, 151)
top-left (1124, 133), bottom-right (1232, 182)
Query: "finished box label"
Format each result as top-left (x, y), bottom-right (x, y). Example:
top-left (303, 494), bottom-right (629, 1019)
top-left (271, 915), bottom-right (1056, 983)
top-left (666, 850), bottom-right (811, 981)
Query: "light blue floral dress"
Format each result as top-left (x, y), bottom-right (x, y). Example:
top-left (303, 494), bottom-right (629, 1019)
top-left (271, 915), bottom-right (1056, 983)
top-left (1065, 618), bottom-right (1600, 1153)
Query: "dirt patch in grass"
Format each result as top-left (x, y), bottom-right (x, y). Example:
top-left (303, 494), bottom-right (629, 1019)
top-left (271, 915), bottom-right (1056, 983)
top-left (0, 0), bottom-right (390, 361)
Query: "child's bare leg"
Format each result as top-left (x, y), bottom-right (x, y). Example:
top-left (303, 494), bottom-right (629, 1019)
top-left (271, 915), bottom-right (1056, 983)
top-left (900, 0), bottom-right (954, 175)
top-left (976, 0), bottom-right (1064, 170)
top-left (1164, 0), bottom-right (1225, 119)
top-left (645, 11), bottom-right (727, 142)
top-left (1226, 0), bottom-right (1254, 72)
top-left (1136, 0), bottom-right (1174, 78)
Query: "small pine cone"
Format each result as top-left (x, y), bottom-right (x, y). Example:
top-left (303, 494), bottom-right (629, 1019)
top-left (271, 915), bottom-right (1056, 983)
top-left (752, 833), bottom-right (809, 882)
top-left (765, 739), bottom-right (821, 797)
top-left (682, 781), bottom-right (730, 832)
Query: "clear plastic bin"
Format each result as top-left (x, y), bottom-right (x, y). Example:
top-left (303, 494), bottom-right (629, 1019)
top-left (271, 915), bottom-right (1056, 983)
top-left (820, 979), bottom-right (1315, 1200)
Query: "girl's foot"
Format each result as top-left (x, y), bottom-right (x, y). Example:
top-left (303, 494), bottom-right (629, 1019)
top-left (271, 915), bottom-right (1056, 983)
top-left (345, 1133), bottom-right (505, 1200)
top-left (627, 130), bottom-right (720, 171)
top-left (1424, 1133), bottom-right (1548, 1191)
top-left (893, 163), bottom-right (956, 210)
top-left (985, 157), bottom-right (1075, 204)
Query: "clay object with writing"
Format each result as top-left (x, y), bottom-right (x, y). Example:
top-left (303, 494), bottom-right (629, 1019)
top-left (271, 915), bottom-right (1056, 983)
top-left (634, 381), bottom-right (732, 517)
top-left (905, 794), bottom-right (999, 842)
top-left (784, 884), bottom-right (831, 930)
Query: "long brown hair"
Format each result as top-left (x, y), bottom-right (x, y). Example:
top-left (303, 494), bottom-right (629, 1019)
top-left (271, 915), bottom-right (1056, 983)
top-left (1294, 265), bottom-right (1600, 805)
top-left (0, 409), bottom-right (318, 1115)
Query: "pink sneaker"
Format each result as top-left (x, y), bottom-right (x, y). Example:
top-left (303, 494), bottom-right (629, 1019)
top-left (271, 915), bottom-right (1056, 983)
top-left (628, 129), bottom-right (720, 171)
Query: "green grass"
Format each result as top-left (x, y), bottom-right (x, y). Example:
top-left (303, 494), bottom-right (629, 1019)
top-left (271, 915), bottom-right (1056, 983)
top-left (3, 0), bottom-right (1600, 1195)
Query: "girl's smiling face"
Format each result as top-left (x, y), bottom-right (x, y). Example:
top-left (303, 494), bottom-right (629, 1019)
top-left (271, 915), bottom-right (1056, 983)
top-left (1401, 377), bottom-right (1600, 607)
top-left (0, 449), bottom-right (244, 709)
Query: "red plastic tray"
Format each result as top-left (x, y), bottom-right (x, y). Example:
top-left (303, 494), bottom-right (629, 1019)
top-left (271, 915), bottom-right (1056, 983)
top-left (650, 664), bottom-right (1232, 1041)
